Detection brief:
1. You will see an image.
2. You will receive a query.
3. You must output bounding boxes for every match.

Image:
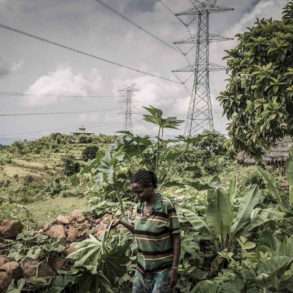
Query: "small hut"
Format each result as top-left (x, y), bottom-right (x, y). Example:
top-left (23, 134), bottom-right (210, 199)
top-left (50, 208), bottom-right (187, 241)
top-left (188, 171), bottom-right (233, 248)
top-left (237, 137), bottom-right (293, 174)
top-left (72, 127), bottom-right (93, 136)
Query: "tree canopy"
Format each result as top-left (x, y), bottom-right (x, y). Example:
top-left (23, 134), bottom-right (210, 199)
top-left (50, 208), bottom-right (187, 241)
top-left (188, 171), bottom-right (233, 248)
top-left (218, 1), bottom-right (293, 157)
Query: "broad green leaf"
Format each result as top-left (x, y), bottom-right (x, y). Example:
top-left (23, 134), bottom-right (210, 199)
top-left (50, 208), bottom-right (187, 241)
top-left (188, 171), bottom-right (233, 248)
top-left (206, 188), bottom-right (233, 245)
top-left (231, 186), bottom-right (260, 236)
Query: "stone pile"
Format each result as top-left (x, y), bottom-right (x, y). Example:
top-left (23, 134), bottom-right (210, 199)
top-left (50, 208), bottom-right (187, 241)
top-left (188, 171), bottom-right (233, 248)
top-left (0, 210), bottom-right (114, 292)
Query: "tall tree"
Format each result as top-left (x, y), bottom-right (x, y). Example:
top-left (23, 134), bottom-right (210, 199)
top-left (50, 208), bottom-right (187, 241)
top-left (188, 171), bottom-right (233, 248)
top-left (218, 1), bottom-right (293, 157)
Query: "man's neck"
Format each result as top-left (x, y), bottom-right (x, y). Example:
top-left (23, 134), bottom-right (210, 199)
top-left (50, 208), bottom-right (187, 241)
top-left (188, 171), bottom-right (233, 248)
top-left (145, 192), bottom-right (156, 206)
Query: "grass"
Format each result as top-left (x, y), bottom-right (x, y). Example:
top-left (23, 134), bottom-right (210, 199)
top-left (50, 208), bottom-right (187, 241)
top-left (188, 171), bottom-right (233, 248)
top-left (25, 196), bottom-right (88, 227)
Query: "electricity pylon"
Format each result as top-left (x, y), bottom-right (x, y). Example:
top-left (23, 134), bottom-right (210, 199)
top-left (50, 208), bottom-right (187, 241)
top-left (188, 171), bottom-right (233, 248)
top-left (172, 0), bottom-right (233, 136)
top-left (119, 84), bottom-right (138, 131)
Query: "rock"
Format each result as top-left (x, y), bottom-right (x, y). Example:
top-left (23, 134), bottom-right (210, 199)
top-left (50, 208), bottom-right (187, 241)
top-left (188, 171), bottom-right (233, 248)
top-left (48, 256), bottom-right (67, 271)
top-left (95, 218), bottom-right (102, 225)
top-left (21, 260), bottom-right (55, 278)
top-left (70, 210), bottom-right (85, 222)
top-left (65, 243), bottom-right (77, 256)
top-left (75, 221), bottom-right (90, 238)
top-left (45, 225), bottom-right (66, 239)
top-left (0, 220), bottom-right (23, 239)
top-left (0, 271), bottom-right (11, 292)
top-left (0, 256), bottom-right (9, 267)
top-left (56, 215), bottom-right (70, 225)
top-left (95, 222), bottom-right (108, 238)
top-left (1, 261), bottom-right (22, 279)
top-left (66, 226), bottom-right (79, 242)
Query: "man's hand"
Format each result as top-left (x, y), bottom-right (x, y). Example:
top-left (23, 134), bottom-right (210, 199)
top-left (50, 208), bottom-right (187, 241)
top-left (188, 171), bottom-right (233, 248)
top-left (110, 218), bottom-right (120, 229)
top-left (169, 267), bottom-right (178, 288)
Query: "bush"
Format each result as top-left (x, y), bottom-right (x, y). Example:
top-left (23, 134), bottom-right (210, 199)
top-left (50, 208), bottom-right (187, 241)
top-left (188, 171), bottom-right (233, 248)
top-left (63, 156), bottom-right (80, 176)
top-left (79, 135), bottom-right (92, 144)
top-left (23, 175), bottom-right (34, 186)
top-left (82, 145), bottom-right (99, 161)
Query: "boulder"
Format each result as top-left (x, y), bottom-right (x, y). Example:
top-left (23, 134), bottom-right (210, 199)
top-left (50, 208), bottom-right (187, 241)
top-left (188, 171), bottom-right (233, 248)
top-left (66, 226), bottom-right (79, 242)
top-left (0, 271), bottom-right (11, 292)
top-left (56, 215), bottom-right (70, 225)
top-left (70, 210), bottom-right (85, 222)
top-left (65, 243), bottom-right (77, 256)
top-left (0, 256), bottom-right (9, 267)
top-left (0, 220), bottom-right (23, 239)
top-left (21, 259), bottom-right (55, 278)
top-left (45, 225), bottom-right (66, 239)
top-left (1, 261), bottom-right (22, 279)
top-left (95, 222), bottom-right (108, 238)
top-left (48, 256), bottom-right (68, 271)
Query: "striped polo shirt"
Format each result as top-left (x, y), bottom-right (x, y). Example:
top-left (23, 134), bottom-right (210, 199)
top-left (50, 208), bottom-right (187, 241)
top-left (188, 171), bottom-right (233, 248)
top-left (134, 193), bottom-right (180, 273)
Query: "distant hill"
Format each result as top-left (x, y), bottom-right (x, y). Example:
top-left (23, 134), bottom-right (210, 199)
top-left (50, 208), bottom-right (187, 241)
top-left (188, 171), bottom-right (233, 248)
top-left (0, 133), bottom-right (115, 204)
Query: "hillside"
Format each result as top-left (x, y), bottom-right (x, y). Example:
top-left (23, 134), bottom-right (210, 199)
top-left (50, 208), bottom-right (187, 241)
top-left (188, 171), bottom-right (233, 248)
top-left (0, 133), bottom-right (114, 226)
top-left (0, 130), bottom-right (292, 293)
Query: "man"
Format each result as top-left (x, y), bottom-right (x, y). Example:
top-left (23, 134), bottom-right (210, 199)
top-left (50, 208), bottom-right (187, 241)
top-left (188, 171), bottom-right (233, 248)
top-left (113, 170), bottom-right (181, 293)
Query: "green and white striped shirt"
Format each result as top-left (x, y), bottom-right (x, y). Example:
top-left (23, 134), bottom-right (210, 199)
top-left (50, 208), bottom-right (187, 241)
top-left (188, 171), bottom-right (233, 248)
top-left (134, 193), bottom-right (180, 273)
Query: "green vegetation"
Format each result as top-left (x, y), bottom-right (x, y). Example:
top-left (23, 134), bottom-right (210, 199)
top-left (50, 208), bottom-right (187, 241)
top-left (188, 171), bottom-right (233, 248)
top-left (1, 2), bottom-right (293, 292)
top-left (1, 114), bottom-right (292, 292)
top-left (218, 1), bottom-right (293, 157)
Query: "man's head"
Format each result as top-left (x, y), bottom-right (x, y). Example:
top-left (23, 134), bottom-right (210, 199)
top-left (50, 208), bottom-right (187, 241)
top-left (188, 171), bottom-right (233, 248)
top-left (131, 170), bottom-right (157, 202)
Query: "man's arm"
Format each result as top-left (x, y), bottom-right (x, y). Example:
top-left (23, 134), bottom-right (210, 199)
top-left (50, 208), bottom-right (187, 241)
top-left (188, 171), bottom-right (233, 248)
top-left (172, 234), bottom-right (181, 268)
top-left (170, 234), bottom-right (181, 288)
top-left (116, 219), bottom-right (135, 234)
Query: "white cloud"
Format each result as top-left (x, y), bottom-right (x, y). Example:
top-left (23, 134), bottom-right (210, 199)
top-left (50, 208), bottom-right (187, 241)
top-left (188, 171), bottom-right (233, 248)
top-left (113, 75), bottom-right (189, 116)
top-left (112, 75), bottom-right (190, 136)
top-left (227, 0), bottom-right (286, 36)
top-left (25, 67), bottom-right (103, 106)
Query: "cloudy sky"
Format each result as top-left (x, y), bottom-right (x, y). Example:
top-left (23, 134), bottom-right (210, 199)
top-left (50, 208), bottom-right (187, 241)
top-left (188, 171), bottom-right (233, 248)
top-left (0, 0), bottom-right (287, 144)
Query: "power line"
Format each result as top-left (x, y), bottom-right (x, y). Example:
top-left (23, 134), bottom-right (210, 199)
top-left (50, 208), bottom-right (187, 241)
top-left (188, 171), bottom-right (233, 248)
top-left (158, 0), bottom-right (177, 17)
top-left (158, 0), bottom-right (194, 30)
top-left (0, 23), bottom-right (180, 84)
top-left (0, 110), bottom-right (123, 117)
top-left (0, 91), bottom-right (120, 99)
top-left (96, 0), bottom-right (178, 53)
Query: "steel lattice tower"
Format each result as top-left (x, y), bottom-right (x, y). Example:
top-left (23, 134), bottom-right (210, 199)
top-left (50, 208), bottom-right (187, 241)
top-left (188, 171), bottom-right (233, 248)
top-left (119, 84), bottom-right (138, 131)
top-left (172, 1), bottom-right (233, 136)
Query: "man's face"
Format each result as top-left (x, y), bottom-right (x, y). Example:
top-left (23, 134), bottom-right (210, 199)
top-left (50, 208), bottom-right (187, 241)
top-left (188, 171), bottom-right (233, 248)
top-left (131, 182), bottom-right (153, 202)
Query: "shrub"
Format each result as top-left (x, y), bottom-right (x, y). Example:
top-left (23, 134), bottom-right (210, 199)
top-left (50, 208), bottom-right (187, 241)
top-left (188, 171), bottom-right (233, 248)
top-left (79, 136), bottom-right (92, 144)
top-left (63, 156), bottom-right (80, 176)
top-left (82, 145), bottom-right (99, 161)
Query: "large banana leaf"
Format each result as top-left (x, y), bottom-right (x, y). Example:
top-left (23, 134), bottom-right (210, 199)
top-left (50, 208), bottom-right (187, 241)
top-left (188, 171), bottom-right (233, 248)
top-left (228, 175), bottom-right (237, 203)
top-left (231, 186), bottom-right (260, 236)
top-left (180, 207), bottom-right (211, 233)
top-left (206, 188), bottom-right (233, 246)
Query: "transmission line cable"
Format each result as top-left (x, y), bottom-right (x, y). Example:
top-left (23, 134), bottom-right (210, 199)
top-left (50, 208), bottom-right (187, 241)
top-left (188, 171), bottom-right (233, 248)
top-left (0, 91), bottom-right (120, 99)
top-left (0, 110), bottom-right (123, 117)
top-left (158, 0), bottom-right (176, 15)
top-left (96, 0), bottom-right (178, 52)
top-left (0, 23), bottom-right (180, 84)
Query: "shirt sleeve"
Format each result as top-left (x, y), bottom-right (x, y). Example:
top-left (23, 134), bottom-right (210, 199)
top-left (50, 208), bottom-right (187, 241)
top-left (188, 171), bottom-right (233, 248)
top-left (168, 201), bottom-right (181, 235)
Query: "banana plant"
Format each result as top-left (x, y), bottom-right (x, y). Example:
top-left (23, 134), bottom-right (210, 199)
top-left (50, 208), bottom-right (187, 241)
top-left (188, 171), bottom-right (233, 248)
top-left (181, 177), bottom-right (283, 251)
top-left (255, 236), bottom-right (293, 292)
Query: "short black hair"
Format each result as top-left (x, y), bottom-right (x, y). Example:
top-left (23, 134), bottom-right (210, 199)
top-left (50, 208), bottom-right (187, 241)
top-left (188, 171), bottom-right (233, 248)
top-left (131, 170), bottom-right (158, 188)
